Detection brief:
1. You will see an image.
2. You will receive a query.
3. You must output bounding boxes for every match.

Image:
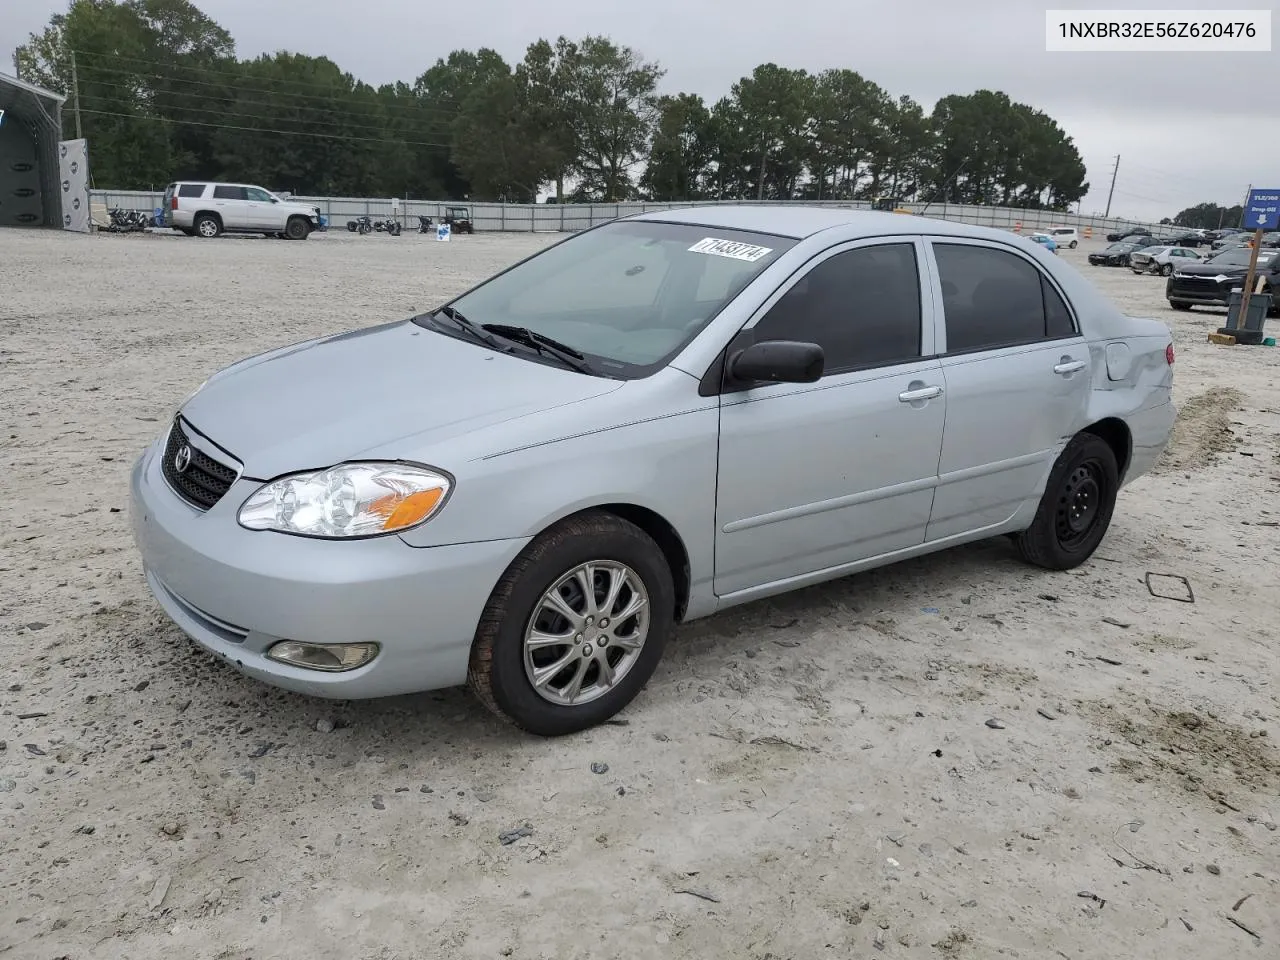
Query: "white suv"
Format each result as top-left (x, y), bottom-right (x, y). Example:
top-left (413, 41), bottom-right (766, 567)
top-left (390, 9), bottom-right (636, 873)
top-left (1047, 226), bottom-right (1079, 249)
top-left (162, 181), bottom-right (322, 240)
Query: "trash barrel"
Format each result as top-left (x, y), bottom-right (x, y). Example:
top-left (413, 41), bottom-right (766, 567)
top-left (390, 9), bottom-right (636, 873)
top-left (1219, 291), bottom-right (1272, 345)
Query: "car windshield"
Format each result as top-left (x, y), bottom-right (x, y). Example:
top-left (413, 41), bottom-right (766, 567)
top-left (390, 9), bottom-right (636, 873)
top-left (1211, 248), bottom-right (1274, 266)
top-left (419, 220), bottom-right (796, 377)
top-left (1106, 243), bottom-right (1135, 251)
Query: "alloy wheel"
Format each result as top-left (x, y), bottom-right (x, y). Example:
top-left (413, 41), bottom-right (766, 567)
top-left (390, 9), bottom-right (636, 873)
top-left (522, 561), bottom-right (650, 707)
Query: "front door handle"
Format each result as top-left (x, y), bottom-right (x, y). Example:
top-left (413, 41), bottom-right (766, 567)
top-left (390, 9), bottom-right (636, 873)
top-left (1053, 359), bottom-right (1087, 376)
top-left (899, 384), bottom-right (943, 403)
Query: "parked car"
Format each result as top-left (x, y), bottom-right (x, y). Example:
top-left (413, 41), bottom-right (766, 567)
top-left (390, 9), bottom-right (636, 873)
top-left (1260, 231), bottom-right (1280, 249)
top-left (1046, 226), bottom-right (1079, 249)
top-left (1163, 230), bottom-right (1207, 248)
top-left (162, 181), bottom-right (323, 239)
top-left (1167, 245), bottom-right (1280, 314)
top-left (1028, 232), bottom-right (1057, 253)
top-left (1129, 245), bottom-right (1203, 276)
top-left (129, 208), bottom-right (1176, 735)
top-left (1206, 227), bottom-right (1243, 242)
top-left (1121, 234), bottom-right (1164, 249)
top-left (1106, 226), bottom-right (1151, 242)
top-left (1211, 232), bottom-right (1252, 252)
top-left (1089, 241), bottom-right (1140, 266)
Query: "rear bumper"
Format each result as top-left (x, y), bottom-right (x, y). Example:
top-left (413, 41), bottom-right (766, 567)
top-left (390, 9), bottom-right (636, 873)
top-left (1123, 398), bottom-right (1176, 486)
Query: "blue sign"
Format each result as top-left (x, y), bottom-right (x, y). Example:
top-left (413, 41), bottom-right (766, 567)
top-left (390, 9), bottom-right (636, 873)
top-left (436, 223), bottom-right (451, 241)
top-left (1245, 188), bottom-right (1280, 230)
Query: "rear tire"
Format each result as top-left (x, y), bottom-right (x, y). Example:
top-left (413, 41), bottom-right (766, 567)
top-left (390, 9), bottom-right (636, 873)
top-left (1069, 240), bottom-right (1077, 249)
top-left (284, 216), bottom-right (310, 240)
top-left (467, 511), bottom-right (675, 736)
top-left (193, 214), bottom-right (221, 239)
top-left (1014, 433), bottom-right (1119, 571)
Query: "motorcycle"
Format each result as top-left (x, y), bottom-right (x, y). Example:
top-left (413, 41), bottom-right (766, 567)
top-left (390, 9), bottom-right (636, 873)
top-left (372, 217), bottom-right (402, 236)
top-left (346, 215), bottom-right (373, 235)
top-left (417, 215), bottom-right (435, 234)
top-left (106, 208), bottom-right (151, 233)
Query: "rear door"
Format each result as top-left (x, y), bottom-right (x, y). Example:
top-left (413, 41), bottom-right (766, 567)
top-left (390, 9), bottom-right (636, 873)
top-left (161, 183), bottom-right (176, 226)
top-left (922, 238), bottom-right (1090, 541)
top-left (713, 238), bottom-right (946, 596)
top-left (211, 184), bottom-right (249, 230)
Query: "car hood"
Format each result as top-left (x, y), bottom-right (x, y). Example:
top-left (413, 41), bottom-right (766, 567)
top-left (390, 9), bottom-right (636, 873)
top-left (1174, 260), bottom-right (1256, 276)
top-left (179, 320), bottom-right (622, 479)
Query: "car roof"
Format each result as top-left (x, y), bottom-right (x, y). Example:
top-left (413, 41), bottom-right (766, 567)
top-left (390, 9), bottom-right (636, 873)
top-left (627, 204), bottom-right (1036, 243)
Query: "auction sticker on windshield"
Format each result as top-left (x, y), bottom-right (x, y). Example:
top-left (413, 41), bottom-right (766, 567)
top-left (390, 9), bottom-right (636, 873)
top-left (688, 237), bottom-right (774, 261)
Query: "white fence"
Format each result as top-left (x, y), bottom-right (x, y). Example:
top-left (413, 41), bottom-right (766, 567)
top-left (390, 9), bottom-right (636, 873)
top-left (90, 190), bottom-right (1167, 237)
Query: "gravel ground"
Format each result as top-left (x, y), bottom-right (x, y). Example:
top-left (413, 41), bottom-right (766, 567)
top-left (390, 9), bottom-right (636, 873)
top-left (2, 225), bottom-right (1278, 960)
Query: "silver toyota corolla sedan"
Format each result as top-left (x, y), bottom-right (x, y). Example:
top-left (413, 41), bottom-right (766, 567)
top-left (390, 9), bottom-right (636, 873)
top-left (129, 207), bottom-right (1176, 735)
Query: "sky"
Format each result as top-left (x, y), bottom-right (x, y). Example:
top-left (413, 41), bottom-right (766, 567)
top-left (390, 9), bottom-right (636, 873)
top-left (4, 0), bottom-right (1276, 219)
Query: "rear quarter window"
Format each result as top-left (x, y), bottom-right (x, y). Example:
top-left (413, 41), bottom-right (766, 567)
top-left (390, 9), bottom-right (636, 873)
top-left (178, 184), bottom-right (207, 198)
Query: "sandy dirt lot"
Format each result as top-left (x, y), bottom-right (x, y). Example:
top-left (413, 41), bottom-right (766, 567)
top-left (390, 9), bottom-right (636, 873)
top-left (2, 224), bottom-right (1278, 960)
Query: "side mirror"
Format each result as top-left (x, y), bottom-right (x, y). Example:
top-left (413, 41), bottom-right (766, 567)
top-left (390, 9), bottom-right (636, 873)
top-left (270, 197), bottom-right (279, 203)
top-left (727, 340), bottom-right (824, 385)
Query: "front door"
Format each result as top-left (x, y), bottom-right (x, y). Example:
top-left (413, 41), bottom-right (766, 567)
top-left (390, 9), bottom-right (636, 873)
top-left (713, 238), bottom-right (947, 598)
top-left (244, 187), bottom-right (278, 229)
top-left (922, 238), bottom-right (1092, 541)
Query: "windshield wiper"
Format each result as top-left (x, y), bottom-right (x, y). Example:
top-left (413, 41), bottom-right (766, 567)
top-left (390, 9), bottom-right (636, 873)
top-left (481, 324), bottom-right (596, 375)
top-left (431, 305), bottom-right (505, 349)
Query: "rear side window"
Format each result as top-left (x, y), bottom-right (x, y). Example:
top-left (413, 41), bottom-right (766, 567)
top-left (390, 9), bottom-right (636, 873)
top-left (934, 243), bottom-right (1075, 352)
top-left (751, 242), bottom-right (922, 374)
top-left (178, 184), bottom-right (207, 198)
top-left (212, 185), bottom-right (246, 200)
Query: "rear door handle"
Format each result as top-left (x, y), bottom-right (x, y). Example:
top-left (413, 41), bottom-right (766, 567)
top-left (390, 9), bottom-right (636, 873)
top-left (1053, 360), bottom-right (1087, 375)
top-left (899, 385), bottom-right (943, 402)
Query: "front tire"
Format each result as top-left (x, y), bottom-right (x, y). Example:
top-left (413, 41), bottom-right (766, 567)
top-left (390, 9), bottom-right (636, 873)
top-left (468, 511), bottom-right (675, 736)
top-left (284, 216), bottom-right (310, 240)
top-left (1160, 263), bottom-right (1174, 276)
top-left (1069, 240), bottom-right (1077, 249)
top-left (1169, 301), bottom-right (1193, 311)
top-left (1014, 433), bottom-right (1119, 571)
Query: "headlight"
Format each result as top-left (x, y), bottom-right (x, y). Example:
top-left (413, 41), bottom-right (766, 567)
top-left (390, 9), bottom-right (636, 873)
top-left (238, 462), bottom-right (452, 538)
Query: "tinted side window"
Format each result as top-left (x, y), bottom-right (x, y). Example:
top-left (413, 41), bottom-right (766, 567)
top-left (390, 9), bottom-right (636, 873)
top-left (752, 243), bottom-right (922, 373)
top-left (934, 244), bottom-right (1052, 352)
top-left (1042, 277), bottom-right (1076, 338)
top-left (212, 185), bottom-right (245, 200)
top-left (178, 184), bottom-right (206, 198)
top-left (245, 187), bottom-right (273, 202)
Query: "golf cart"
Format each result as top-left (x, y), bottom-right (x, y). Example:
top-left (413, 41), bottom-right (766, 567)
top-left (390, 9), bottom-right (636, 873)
top-left (443, 206), bottom-right (475, 234)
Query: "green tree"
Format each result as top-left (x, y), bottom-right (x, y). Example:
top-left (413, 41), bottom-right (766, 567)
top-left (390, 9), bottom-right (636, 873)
top-left (562, 36), bottom-right (662, 201)
top-left (1172, 202), bottom-right (1243, 229)
top-left (730, 63), bottom-right (814, 200)
top-left (640, 93), bottom-right (713, 200)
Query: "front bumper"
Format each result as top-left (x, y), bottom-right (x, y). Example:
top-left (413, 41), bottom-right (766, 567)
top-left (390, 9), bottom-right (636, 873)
top-left (128, 436), bottom-right (530, 698)
top-left (1165, 277), bottom-right (1233, 306)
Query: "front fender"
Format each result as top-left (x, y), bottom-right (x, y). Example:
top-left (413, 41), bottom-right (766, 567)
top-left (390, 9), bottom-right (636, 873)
top-left (397, 404), bottom-right (721, 610)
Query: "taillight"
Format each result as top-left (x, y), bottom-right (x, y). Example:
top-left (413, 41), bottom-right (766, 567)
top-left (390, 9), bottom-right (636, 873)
top-left (171, 196), bottom-right (178, 210)
top-left (1165, 343), bottom-right (1175, 365)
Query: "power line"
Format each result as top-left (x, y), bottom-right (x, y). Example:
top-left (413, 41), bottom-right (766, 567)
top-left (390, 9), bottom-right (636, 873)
top-left (70, 47), bottom-right (460, 101)
top-left (78, 108), bottom-right (454, 147)
top-left (77, 83), bottom-right (457, 136)
top-left (77, 95), bottom-right (445, 140)
top-left (74, 61), bottom-right (460, 121)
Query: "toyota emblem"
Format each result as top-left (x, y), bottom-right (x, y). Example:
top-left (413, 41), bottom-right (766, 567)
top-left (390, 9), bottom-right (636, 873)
top-left (174, 444), bottom-right (192, 473)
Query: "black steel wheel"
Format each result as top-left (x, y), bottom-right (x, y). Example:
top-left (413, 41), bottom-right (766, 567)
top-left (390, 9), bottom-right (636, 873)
top-left (1015, 433), bottom-right (1119, 570)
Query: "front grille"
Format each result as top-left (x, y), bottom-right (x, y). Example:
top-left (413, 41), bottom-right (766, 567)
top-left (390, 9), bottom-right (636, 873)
top-left (161, 419), bottom-right (238, 510)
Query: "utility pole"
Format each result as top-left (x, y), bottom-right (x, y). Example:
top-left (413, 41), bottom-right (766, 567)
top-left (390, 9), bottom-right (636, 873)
top-left (1238, 183), bottom-right (1252, 228)
top-left (12, 50), bottom-right (20, 80)
top-left (70, 49), bottom-right (83, 139)
top-left (1103, 154), bottom-right (1119, 218)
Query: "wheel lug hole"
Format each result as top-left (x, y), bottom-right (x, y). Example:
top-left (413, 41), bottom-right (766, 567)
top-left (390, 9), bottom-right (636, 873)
top-left (574, 634), bottom-right (582, 643)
